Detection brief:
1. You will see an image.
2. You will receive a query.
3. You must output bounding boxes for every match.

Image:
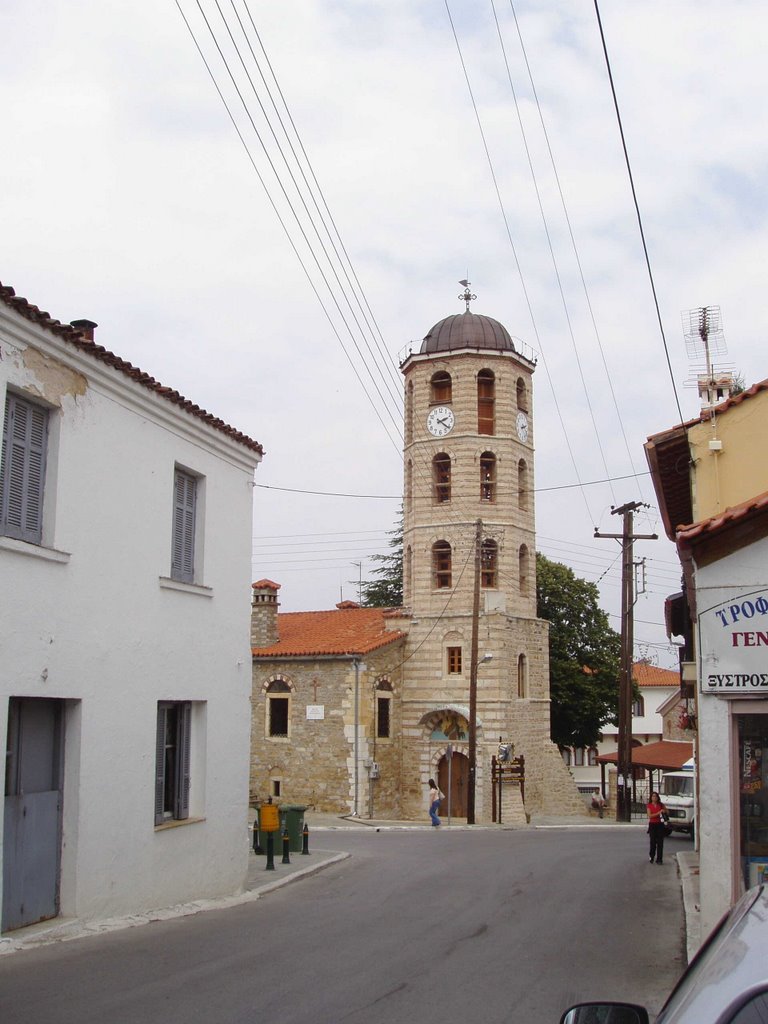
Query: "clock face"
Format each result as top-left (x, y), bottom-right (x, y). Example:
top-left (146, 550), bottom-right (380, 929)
top-left (427, 406), bottom-right (455, 437)
top-left (516, 411), bottom-right (529, 442)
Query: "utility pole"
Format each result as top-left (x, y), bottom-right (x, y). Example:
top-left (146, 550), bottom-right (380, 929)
top-left (595, 502), bottom-right (657, 822)
top-left (466, 518), bottom-right (482, 825)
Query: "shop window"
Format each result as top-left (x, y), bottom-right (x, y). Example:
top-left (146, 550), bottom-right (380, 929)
top-left (433, 453), bottom-right (451, 503)
top-left (433, 541), bottom-right (452, 589)
top-left (480, 452), bottom-right (496, 501)
top-left (738, 715), bottom-right (768, 889)
top-left (430, 371), bottom-right (452, 404)
top-left (477, 369), bottom-right (495, 435)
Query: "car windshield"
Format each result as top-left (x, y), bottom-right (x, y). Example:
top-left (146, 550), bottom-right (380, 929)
top-left (662, 776), bottom-right (694, 797)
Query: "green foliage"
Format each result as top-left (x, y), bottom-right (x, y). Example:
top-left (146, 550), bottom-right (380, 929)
top-left (358, 508), bottom-right (403, 608)
top-left (536, 552), bottom-right (621, 749)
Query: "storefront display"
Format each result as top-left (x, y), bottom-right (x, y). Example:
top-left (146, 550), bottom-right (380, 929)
top-left (738, 715), bottom-right (768, 887)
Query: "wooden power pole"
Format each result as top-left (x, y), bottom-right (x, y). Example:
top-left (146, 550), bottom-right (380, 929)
top-left (595, 502), bottom-right (657, 822)
top-left (466, 518), bottom-right (482, 825)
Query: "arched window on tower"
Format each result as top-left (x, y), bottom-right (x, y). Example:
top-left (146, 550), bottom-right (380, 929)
top-left (433, 541), bottom-right (452, 589)
top-left (481, 538), bottom-right (498, 588)
top-left (433, 453), bottom-right (451, 504)
top-left (518, 459), bottom-right (528, 510)
top-left (519, 544), bottom-right (530, 595)
top-left (406, 459), bottom-right (413, 506)
top-left (405, 545), bottom-right (413, 602)
top-left (516, 376), bottom-right (528, 412)
top-left (517, 654), bottom-right (528, 697)
top-left (480, 451), bottom-right (496, 502)
top-left (405, 381), bottom-right (414, 444)
top-left (431, 371), bottom-right (452, 404)
top-left (477, 369), bottom-right (495, 435)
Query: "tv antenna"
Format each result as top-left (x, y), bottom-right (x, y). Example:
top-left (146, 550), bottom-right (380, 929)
top-left (682, 306), bottom-right (733, 410)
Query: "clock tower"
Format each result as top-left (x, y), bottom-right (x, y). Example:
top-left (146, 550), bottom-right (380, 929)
top-left (397, 286), bottom-right (584, 820)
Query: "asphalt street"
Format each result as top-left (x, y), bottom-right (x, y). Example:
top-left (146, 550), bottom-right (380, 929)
top-left (0, 827), bottom-right (688, 1024)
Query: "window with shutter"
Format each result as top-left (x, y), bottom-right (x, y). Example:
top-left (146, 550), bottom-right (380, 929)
top-left (1, 393), bottom-right (49, 544)
top-left (171, 469), bottom-right (197, 582)
top-left (155, 701), bottom-right (192, 824)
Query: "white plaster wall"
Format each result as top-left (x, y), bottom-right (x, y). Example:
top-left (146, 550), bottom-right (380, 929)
top-left (695, 534), bottom-right (768, 934)
top-left (0, 311), bottom-right (260, 924)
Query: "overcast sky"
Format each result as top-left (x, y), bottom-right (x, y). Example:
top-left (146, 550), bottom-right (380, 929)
top-left (3, 1), bottom-right (766, 667)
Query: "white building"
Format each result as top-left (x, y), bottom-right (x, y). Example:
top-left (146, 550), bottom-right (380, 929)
top-left (565, 661), bottom-right (681, 799)
top-left (0, 282), bottom-right (262, 935)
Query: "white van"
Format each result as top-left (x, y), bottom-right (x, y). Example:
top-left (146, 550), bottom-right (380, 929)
top-left (660, 765), bottom-right (696, 840)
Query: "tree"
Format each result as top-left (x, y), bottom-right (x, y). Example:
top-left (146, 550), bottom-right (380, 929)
top-left (536, 552), bottom-right (621, 749)
top-left (358, 508), bottom-right (403, 607)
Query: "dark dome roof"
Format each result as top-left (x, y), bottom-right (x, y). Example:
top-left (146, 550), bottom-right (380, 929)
top-left (420, 311), bottom-right (515, 354)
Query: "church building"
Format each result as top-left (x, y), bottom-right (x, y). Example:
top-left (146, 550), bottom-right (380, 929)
top-left (250, 289), bottom-right (584, 821)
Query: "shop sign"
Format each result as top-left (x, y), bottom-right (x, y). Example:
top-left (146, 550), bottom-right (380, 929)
top-left (699, 588), bottom-right (768, 697)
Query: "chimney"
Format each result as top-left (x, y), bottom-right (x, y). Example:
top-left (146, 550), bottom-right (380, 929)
top-left (70, 319), bottom-right (98, 342)
top-left (251, 580), bottom-right (281, 647)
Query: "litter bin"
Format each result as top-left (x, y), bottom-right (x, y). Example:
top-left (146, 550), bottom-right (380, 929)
top-left (279, 804), bottom-right (307, 853)
top-left (253, 804), bottom-right (281, 854)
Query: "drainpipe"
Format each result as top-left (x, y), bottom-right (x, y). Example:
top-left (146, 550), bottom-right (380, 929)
top-left (353, 657), bottom-right (360, 816)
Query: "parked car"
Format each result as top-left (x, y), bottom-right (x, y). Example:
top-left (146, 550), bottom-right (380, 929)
top-left (560, 884), bottom-right (768, 1023)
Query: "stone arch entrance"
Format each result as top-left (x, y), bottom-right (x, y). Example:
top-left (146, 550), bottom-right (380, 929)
top-left (438, 750), bottom-right (469, 817)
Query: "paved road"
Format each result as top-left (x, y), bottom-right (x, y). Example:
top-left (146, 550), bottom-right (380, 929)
top-left (0, 827), bottom-right (688, 1024)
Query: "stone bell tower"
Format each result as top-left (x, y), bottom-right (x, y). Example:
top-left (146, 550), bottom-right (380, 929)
top-left (396, 285), bottom-right (585, 820)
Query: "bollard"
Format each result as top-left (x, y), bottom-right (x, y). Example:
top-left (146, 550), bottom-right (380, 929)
top-left (252, 822), bottom-right (263, 855)
top-left (302, 822), bottom-right (310, 855)
top-left (265, 830), bottom-right (275, 871)
top-left (281, 829), bottom-right (291, 864)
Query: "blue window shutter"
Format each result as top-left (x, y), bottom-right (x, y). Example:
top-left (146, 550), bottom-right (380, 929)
top-left (1, 394), bottom-right (48, 543)
top-left (171, 470), bottom-right (196, 582)
top-left (155, 704), bottom-right (168, 825)
top-left (175, 703), bottom-right (192, 820)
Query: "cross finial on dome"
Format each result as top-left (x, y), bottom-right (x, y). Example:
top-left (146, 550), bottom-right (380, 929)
top-left (458, 280), bottom-right (476, 312)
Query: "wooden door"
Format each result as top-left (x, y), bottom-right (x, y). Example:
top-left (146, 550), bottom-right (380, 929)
top-left (438, 751), bottom-right (469, 818)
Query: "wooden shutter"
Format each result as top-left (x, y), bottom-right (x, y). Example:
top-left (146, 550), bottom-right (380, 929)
top-left (175, 703), bottom-right (191, 820)
top-left (155, 704), bottom-right (168, 825)
top-left (1, 394), bottom-right (48, 543)
top-left (171, 470), bottom-right (197, 582)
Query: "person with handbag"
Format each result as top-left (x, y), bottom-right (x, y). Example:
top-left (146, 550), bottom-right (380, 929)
top-left (646, 791), bottom-right (669, 864)
top-left (428, 778), bottom-right (444, 827)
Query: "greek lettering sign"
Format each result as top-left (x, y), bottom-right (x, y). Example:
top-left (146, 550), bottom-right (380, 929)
top-left (699, 589), bottom-right (768, 697)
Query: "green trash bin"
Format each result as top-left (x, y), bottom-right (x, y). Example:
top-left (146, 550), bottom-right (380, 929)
top-left (279, 804), bottom-right (307, 852)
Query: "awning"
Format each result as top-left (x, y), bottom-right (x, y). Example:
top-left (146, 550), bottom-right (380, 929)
top-left (597, 740), bottom-right (694, 772)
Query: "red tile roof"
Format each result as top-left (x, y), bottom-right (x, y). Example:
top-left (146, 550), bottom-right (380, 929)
top-left (677, 490), bottom-right (768, 544)
top-left (597, 739), bottom-right (693, 771)
top-left (633, 662), bottom-right (679, 688)
top-left (0, 282), bottom-right (263, 455)
top-left (252, 606), bottom-right (406, 658)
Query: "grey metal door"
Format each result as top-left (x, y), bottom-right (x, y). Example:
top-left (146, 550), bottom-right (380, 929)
top-left (2, 698), bottom-right (63, 932)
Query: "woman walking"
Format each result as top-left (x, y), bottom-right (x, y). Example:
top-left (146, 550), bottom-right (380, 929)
top-left (428, 778), bottom-right (443, 827)
top-left (647, 791), bottom-right (669, 864)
